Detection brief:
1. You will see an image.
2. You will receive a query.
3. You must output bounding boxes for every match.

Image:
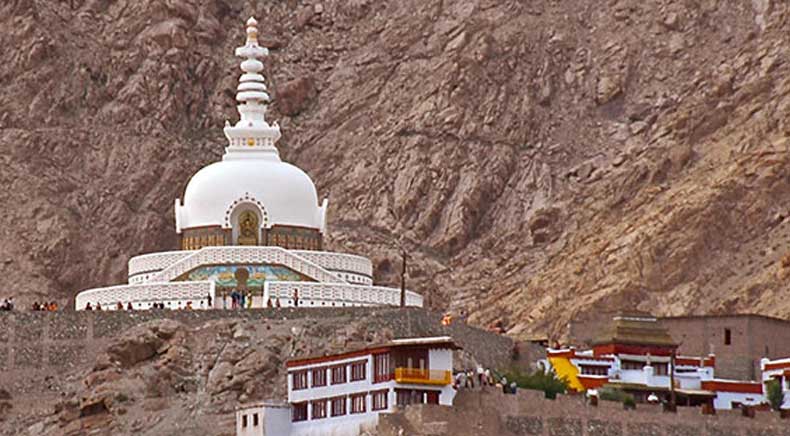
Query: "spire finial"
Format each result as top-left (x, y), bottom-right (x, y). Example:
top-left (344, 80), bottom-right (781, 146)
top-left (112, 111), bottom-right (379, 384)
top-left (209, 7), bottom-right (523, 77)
top-left (246, 17), bottom-right (259, 45)
top-left (222, 17), bottom-right (281, 161)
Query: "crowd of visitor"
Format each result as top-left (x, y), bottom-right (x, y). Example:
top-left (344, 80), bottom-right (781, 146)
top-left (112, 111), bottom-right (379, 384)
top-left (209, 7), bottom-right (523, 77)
top-left (0, 297), bottom-right (14, 311)
top-left (32, 301), bottom-right (58, 311)
top-left (454, 366), bottom-right (518, 394)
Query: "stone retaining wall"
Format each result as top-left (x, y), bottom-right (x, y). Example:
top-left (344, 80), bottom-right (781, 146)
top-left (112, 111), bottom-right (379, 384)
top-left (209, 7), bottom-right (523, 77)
top-left (379, 388), bottom-right (790, 436)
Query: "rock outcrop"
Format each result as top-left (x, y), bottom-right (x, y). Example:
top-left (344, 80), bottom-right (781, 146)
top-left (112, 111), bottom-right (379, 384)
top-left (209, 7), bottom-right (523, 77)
top-left (1, 0), bottom-right (790, 343)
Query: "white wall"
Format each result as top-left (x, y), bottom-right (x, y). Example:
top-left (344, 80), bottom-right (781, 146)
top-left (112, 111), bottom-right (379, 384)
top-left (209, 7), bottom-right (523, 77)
top-left (428, 348), bottom-right (452, 372)
top-left (291, 413), bottom-right (379, 436)
top-left (237, 404), bottom-right (292, 436)
top-left (289, 356), bottom-right (378, 404)
top-left (713, 391), bottom-right (764, 410)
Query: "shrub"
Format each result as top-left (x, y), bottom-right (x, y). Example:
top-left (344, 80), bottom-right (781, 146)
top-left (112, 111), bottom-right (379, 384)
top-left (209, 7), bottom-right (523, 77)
top-left (766, 379), bottom-right (784, 411)
top-left (500, 368), bottom-right (568, 399)
top-left (623, 396), bottom-right (636, 410)
top-left (598, 387), bottom-right (635, 404)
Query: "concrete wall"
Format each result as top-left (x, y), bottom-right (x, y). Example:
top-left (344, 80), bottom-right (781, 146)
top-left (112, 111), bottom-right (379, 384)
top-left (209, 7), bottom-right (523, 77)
top-left (378, 388), bottom-right (790, 436)
top-left (663, 315), bottom-right (790, 381)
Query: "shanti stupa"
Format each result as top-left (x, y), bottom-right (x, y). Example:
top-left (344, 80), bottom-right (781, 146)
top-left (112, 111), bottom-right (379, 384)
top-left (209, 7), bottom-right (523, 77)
top-left (75, 18), bottom-right (423, 311)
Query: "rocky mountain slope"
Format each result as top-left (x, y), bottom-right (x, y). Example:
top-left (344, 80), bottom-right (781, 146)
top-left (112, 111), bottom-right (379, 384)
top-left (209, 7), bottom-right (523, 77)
top-left (1, 0), bottom-right (789, 338)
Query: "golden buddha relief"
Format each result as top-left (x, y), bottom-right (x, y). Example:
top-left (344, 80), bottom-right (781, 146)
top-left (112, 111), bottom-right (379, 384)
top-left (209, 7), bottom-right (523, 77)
top-left (237, 211), bottom-right (259, 245)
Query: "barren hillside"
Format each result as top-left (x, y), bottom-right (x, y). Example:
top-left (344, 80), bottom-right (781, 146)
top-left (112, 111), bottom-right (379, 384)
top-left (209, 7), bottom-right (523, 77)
top-left (1, 0), bottom-right (789, 338)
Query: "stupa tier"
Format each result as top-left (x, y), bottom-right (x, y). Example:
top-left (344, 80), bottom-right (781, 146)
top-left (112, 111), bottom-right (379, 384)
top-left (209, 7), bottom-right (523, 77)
top-left (74, 18), bottom-right (422, 311)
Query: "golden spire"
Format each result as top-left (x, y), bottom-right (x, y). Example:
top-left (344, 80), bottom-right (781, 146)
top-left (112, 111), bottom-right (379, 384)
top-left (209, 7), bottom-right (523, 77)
top-left (246, 17), bottom-right (259, 46)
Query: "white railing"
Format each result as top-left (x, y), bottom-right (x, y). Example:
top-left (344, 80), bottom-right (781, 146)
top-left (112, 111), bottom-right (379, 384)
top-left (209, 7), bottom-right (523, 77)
top-left (128, 250), bottom-right (193, 278)
top-left (264, 281), bottom-right (423, 307)
top-left (148, 246), bottom-right (342, 284)
top-left (290, 250), bottom-right (373, 278)
top-left (75, 281), bottom-right (215, 310)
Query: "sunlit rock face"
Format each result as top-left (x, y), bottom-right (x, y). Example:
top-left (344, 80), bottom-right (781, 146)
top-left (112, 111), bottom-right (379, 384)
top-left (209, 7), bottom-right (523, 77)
top-left (2, 0), bottom-right (790, 340)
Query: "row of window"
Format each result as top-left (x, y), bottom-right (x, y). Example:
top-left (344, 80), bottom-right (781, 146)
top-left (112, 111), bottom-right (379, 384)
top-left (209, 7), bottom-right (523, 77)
top-left (292, 390), bottom-right (389, 422)
top-left (292, 360), bottom-right (368, 390)
top-left (579, 365), bottom-right (608, 376)
top-left (619, 361), bottom-right (669, 375)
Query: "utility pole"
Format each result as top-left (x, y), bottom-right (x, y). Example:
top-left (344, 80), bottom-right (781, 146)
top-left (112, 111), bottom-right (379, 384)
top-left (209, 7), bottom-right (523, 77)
top-left (669, 349), bottom-right (677, 412)
top-left (399, 247), bottom-right (407, 307)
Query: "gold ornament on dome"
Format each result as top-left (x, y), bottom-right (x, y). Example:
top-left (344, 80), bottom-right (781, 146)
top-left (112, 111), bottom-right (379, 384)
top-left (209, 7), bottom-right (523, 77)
top-left (247, 138), bottom-right (255, 146)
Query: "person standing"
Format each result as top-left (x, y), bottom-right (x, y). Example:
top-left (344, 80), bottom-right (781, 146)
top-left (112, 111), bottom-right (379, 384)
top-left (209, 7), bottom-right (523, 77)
top-left (293, 289), bottom-right (299, 307)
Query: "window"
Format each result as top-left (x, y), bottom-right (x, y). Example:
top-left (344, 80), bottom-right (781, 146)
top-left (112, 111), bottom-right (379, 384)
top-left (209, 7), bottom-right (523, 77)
top-left (292, 370), bottom-right (308, 390)
top-left (426, 391), bottom-right (440, 405)
top-left (621, 360), bottom-right (643, 370)
top-left (253, 413), bottom-right (259, 426)
top-left (331, 396), bottom-right (347, 417)
top-left (292, 402), bottom-right (308, 422)
top-left (351, 393), bottom-right (366, 414)
top-left (373, 353), bottom-right (391, 383)
top-left (331, 365), bottom-right (347, 384)
top-left (654, 363), bottom-right (669, 376)
top-left (311, 400), bottom-right (327, 419)
top-left (351, 361), bottom-right (367, 381)
top-left (312, 367), bottom-right (327, 387)
top-left (724, 328), bottom-right (732, 345)
top-left (579, 365), bottom-right (608, 376)
top-left (396, 389), bottom-right (425, 406)
top-left (372, 390), bottom-right (389, 411)
top-left (242, 414), bottom-right (248, 428)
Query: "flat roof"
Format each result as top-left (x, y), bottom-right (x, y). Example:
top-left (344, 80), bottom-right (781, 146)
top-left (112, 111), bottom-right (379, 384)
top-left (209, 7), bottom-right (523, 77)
top-left (286, 336), bottom-right (461, 368)
top-left (660, 313), bottom-right (790, 323)
top-left (236, 400), bottom-right (290, 411)
top-left (390, 336), bottom-right (454, 346)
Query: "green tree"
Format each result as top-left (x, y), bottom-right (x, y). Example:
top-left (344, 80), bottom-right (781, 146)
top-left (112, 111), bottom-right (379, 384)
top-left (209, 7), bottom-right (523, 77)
top-left (766, 379), bottom-right (784, 411)
top-left (501, 368), bottom-right (569, 399)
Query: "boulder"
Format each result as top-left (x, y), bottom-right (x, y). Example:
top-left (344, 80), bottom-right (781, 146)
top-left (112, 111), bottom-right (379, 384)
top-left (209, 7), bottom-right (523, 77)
top-left (277, 77), bottom-right (317, 116)
top-left (104, 319), bottom-right (183, 368)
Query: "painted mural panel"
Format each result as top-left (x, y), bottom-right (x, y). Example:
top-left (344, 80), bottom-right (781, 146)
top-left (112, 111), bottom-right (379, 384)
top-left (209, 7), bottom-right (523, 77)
top-left (179, 264), bottom-right (312, 287)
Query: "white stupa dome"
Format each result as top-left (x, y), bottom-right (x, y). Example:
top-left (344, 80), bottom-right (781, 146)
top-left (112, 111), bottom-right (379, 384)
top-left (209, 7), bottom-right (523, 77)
top-left (178, 156), bottom-right (323, 231)
top-left (174, 17), bottom-right (327, 235)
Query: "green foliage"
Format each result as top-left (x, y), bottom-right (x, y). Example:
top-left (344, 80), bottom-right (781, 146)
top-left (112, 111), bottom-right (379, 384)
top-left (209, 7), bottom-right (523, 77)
top-left (622, 395), bottom-right (636, 409)
top-left (598, 387), bottom-right (635, 404)
top-left (766, 379), bottom-right (784, 411)
top-left (500, 367), bottom-right (569, 399)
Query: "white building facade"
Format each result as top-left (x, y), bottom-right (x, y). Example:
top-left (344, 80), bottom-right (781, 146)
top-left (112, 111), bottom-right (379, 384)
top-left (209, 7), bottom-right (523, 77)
top-left (237, 337), bottom-right (458, 436)
top-left (74, 17), bottom-right (422, 312)
top-left (761, 357), bottom-right (790, 409)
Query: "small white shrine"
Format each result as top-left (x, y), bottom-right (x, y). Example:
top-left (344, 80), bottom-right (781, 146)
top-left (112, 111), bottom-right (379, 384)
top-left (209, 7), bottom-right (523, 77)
top-left (75, 18), bottom-right (422, 311)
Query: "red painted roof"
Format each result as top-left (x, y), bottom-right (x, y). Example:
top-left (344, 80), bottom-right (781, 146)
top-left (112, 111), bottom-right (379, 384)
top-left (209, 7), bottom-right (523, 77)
top-left (764, 360), bottom-right (790, 371)
top-left (701, 380), bottom-right (763, 394)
